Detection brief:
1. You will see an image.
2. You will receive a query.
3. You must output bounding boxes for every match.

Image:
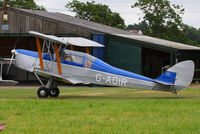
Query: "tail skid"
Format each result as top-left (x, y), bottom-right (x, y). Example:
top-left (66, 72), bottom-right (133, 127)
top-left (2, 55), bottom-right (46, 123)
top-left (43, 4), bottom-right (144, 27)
top-left (153, 60), bottom-right (195, 93)
top-left (171, 87), bottom-right (180, 97)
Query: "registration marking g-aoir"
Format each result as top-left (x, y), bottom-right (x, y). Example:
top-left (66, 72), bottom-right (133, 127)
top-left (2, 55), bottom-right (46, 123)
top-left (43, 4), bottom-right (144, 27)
top-left (96, 74), bottom-right (127, 87)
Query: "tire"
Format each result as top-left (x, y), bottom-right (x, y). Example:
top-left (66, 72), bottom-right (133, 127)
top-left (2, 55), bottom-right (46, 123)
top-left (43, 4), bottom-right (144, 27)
top-left (49, 88), bottom-right (60, 97)
top-left (37, 87), bottom-right (49, 98)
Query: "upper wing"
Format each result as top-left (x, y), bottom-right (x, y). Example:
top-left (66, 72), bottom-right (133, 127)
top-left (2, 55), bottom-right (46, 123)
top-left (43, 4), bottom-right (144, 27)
top-left (29, 31), bottom-right (66, 44)
top-left (29, 31), bottom-right (104, 47)
top-left (59, 37), bottom-right (104, 47)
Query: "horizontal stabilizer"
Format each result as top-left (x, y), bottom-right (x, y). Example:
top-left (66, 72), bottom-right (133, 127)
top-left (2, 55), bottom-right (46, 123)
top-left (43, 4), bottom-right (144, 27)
top-left (153, 60), bottom-right (194, 91)
top-left (154, 71), bottom-right (176, 85)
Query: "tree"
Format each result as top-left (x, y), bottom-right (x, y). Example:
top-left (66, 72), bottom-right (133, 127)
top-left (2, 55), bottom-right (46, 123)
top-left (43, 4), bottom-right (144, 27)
top-left (126, 21), bottom-right (149, 33)
top-left (0, 0), bottom-right (46, 11)
top-left (66, 0), bottom-right (126, 29)
top-left (186, 26), bottom-right (200, 44)
top-left (132, 0), bottom-right (195, 45)
top-left (126, 24), bottom-right (139, 30)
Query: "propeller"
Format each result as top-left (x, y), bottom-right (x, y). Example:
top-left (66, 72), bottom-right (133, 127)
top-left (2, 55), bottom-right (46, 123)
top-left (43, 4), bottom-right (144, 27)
top-left (6, 36), bottom-right (20, 76)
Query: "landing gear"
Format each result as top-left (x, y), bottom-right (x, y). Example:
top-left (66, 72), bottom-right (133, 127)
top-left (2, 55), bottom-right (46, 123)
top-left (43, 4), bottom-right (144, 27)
top-left (37, 87), bottom-right (60, 98)
top-left (37, 87), bottom-right (49, 98)
top-left (49, 88), bottom-right (60, 97)
top-left (34, 74), bottom-right (60, 98)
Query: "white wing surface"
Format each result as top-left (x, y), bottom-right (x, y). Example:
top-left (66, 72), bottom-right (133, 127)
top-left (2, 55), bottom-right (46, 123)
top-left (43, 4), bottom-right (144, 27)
top-left (29, 31), bottom-right (104, 47)
top-left (60, 37), bottom-right (104, 47)
top-left (29, 31), bottom-right (67, 44)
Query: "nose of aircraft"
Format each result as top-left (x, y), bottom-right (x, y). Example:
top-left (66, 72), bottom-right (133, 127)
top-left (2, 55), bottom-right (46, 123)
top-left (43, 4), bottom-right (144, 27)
top-left (11, 49), bottom-right (16, 55)
top-left (7, 49), bottom-right (16, 75)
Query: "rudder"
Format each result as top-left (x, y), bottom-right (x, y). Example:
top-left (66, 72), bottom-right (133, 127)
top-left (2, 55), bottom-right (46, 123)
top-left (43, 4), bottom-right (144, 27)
top-left (154, 60), bottom-right (195, 91)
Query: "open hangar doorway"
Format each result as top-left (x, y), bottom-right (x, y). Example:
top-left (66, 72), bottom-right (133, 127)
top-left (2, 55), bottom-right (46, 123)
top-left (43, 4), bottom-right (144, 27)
top-left (0, 36), bottom-right (36, 57)
top-left (0, 35), bottom-right (37, 82)
top-left (142, 47), bottom-right (170, 79)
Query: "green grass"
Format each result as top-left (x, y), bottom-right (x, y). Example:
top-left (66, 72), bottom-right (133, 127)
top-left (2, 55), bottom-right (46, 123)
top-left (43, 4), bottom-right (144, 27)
top-left (0, 87), bottom-right (200, 134)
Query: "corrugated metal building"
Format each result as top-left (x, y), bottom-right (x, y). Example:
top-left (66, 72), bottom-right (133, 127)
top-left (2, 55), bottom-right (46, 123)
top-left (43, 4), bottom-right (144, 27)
top-left (0, 7), bottom-right (200, 82)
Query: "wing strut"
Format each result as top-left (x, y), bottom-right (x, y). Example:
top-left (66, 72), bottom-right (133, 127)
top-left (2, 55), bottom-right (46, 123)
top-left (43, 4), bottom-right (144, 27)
top-left (54, 43), bottom-right (62, 75)
top-left (36, 37), bottom-right (44, 70)
top-left (86, 47), bottom-right (90, 54)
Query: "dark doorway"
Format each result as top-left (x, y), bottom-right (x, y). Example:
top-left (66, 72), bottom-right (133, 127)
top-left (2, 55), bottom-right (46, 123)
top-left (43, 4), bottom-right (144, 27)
top-left (142, 48), bottom-right (170, 78)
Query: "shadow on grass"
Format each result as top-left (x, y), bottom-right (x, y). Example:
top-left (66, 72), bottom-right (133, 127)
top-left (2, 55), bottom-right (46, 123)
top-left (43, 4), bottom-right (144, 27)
top-left (54, 95), bottom-right (198, 100)
top-left (1, 95), bottom-right (199, 101)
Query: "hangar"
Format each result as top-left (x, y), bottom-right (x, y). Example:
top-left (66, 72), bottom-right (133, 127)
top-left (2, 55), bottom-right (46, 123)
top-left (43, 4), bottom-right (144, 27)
top-left (0, 7), bottom-right (200, 82)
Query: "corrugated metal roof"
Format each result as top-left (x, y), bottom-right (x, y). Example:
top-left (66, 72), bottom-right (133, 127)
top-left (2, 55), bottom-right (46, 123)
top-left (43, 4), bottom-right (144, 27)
top-left (16, 8), bottom-right (133, 35)
top-left (114, 34), bottom-right (200, 50)
top-left (10, 8), bottom-right (200, 50)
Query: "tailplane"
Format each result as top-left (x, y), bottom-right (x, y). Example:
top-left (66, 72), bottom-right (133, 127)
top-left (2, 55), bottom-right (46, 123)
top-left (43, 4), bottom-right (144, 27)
top-left (153, 60), bottom-right (195, 92)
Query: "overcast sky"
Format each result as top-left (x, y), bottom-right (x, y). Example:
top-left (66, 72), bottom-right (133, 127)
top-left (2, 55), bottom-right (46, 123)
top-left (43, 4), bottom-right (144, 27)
top-left (34, 0), bottom-right (200, 28)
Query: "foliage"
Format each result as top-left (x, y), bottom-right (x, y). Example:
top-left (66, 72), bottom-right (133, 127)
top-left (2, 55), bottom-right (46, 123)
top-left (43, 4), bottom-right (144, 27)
top-left (66, 0), bottom-right (126, 29)
top-left (0, 0), bottom-right (46, 11)
top-left (186, 26), bottom-right (200, 44)
top-left (132, 0), bottom-right (197, 45)
top-left (126, 21), bottom-right (149, 33)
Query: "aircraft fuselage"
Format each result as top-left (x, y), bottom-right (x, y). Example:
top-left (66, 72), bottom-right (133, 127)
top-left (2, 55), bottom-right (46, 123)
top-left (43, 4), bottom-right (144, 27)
top-left (15, 49), bottom-right (157, 90)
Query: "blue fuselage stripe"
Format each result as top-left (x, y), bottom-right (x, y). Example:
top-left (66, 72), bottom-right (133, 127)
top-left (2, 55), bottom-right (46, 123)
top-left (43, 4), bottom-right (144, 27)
top-left (91, 59), bottom-right (153, 82)
top-left (16, 49), bottom-right (153, 82)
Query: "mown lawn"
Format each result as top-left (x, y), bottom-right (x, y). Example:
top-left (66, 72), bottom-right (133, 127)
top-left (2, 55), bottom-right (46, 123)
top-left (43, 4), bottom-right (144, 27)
top-left (0, 87), bottom-right (200, 134)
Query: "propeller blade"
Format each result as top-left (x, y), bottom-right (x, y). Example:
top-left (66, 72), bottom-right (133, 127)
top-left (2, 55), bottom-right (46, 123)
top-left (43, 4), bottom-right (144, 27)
top-left (13, 35), bottom-right (20, 50)
top-left (6, 34), bottom-right (20, 76)
top-left (6, 50), bottom-right (15, 76)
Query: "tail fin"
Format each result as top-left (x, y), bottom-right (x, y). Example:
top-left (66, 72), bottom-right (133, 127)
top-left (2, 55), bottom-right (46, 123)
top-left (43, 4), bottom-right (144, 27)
top-left (154, 60), bottom-right (195, 91)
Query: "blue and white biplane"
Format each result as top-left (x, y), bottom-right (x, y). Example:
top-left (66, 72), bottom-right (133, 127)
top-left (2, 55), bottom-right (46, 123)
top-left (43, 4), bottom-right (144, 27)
top-left (9, 31), bottom-right (194, 98)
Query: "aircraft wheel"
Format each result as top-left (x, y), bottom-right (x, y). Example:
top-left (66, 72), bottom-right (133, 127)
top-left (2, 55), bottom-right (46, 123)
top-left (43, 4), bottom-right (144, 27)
top-left (49, 88), bottom-right (60, 97)
top-left (37, 87), bottom-right (49, 98)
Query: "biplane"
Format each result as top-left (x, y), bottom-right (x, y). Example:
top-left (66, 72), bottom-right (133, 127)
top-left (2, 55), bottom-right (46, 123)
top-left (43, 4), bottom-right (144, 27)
top-left (9, 31), bottom-right (194, 98)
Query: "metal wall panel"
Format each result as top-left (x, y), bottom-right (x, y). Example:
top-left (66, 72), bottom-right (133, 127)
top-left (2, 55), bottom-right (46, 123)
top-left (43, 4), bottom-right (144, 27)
top-left (92, 34), bottom-right (105, 60)
top-left (105, 39), bottom-right (142, 74)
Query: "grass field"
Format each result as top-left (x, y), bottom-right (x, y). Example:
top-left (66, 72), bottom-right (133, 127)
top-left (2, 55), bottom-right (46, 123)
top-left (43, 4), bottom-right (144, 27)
top-left (0, 86), bottom-right (200, 134)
